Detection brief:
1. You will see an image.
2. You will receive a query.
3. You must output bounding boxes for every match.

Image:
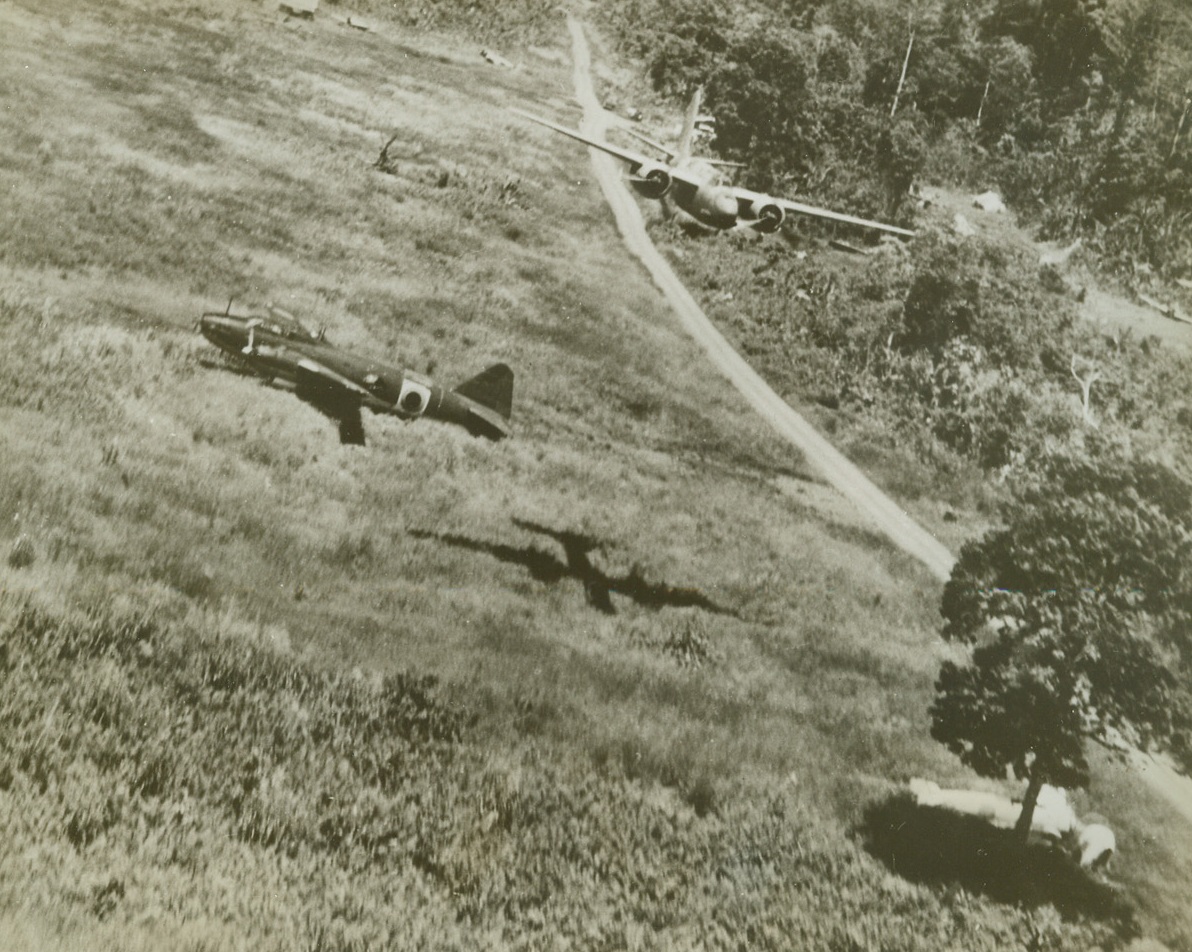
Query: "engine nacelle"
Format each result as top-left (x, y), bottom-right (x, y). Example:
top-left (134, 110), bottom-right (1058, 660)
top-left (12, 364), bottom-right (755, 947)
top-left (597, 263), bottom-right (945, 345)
top-left (629, 165), bottom-right (673, 199)
top-left (751, 203), bottom-right (785, 234)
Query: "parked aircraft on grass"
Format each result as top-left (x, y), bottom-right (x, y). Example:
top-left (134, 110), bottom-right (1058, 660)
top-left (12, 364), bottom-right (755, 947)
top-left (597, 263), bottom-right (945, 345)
top-left (513, 87), bottom-right (914, 239)
top-left (199, 306), bottom-right (513, 445)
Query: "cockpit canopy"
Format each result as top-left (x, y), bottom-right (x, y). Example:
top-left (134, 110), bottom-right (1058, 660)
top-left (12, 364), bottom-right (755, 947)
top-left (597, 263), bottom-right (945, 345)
top-left (248, 305), bottom-right (327, 343)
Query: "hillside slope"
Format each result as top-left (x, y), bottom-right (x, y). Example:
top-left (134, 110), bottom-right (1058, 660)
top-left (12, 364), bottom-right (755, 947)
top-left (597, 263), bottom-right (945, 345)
top-left (1, 0), bottom-right (1189, 949)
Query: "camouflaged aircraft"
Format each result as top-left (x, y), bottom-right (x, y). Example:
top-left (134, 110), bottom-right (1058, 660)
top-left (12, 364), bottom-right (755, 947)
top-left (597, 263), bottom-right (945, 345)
top-left (513, 87), bottom-right (914, 239)
top-left (199, 306), bottom-right (513, 445)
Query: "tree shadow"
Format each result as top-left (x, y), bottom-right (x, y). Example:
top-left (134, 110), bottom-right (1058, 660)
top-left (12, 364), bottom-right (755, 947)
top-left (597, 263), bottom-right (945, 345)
top-left (411, 519), bottom-right (735, 617)
top-left (858, 794), bottom-right (1136, 930)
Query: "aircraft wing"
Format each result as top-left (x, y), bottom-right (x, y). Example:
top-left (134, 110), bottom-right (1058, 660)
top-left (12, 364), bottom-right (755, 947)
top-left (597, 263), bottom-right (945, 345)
top-left (294, 358), bottom-right (371, 445)
top-left (733, 188), bottom-right (915, 239)
top-left (294, 358), bottom-right (372, 401)
top-left (512, 109), bottom-right (703, 188)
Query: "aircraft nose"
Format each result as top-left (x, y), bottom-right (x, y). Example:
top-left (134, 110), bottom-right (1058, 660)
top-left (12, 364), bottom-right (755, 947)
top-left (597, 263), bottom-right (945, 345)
top-left (199, 314), bottom-right (245, 349)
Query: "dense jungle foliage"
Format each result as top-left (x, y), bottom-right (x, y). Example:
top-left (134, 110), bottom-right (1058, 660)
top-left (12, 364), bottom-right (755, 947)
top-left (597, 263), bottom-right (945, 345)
top-left (677, 227), bottom-right (1192, 497)
top-left (598, 0), bottom-right (1192, 281)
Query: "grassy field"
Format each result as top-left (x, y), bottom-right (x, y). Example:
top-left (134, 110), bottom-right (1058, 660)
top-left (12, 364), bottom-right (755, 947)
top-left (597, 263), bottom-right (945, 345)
top-left (1, 0), bottom-right (1190, 949)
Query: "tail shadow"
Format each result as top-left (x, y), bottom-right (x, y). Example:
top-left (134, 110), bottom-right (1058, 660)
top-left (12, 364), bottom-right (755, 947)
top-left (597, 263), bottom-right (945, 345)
top-left (411, 519), bottom-right (734, 617)
top-left (858, 794), bottom-right (1136, 930)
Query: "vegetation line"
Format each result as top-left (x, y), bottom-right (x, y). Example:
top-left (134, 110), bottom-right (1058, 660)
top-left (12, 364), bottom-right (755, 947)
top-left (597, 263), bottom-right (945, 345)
top-left (564, 15), bottom-right (955, 583)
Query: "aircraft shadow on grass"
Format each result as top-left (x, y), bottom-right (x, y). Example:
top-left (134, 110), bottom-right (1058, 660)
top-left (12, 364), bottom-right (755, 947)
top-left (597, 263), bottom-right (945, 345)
top-left (411, 518), bottom-right (735, 617)
top-left (858, 794), bottom-right (1136, 930)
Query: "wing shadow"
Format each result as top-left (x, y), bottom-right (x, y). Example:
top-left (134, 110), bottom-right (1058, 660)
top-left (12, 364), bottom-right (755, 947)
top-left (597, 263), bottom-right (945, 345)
top-left (411, 519), bottom-right (734, 617)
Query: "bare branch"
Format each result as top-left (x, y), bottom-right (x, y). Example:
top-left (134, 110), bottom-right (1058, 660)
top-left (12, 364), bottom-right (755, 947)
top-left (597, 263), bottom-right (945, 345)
top-left (890, 29), bottom-right (915, 118)
top-left (1070, 354), bottom-right (1102, 426)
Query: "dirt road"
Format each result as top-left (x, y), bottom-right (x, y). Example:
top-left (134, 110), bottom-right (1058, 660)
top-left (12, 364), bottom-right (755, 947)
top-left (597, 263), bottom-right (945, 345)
top-left (562, 16), bottom-right (955, 584)
top-left (561, 15), bottom-right (1192, 824)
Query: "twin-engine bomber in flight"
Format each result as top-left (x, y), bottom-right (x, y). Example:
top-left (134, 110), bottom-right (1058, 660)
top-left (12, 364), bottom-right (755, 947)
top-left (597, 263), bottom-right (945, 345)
top-left (513, 87), bottom-right (914, 239)
top-left (199, 307), bottom-right (513, 445)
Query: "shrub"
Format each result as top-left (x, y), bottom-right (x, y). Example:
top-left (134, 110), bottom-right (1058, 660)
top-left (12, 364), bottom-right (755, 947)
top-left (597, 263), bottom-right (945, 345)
top-left (7, 535), bottom-right (35, 569)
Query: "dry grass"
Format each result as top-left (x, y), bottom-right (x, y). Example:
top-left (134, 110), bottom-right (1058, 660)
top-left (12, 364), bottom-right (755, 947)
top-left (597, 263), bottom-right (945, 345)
top-left (0, 0), bottom-right (1187, 948)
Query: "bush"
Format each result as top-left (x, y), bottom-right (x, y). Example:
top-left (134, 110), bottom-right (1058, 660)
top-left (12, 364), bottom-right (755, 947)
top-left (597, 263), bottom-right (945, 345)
top-left (7, 535), bottom-right (35, 569)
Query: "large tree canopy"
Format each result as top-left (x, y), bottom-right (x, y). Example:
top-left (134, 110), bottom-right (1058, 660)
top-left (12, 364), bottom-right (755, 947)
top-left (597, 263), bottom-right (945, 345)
top-left (933, 443), bottom-right (1192, 836)
top-left (942, 445), bottom-right (1192, 645)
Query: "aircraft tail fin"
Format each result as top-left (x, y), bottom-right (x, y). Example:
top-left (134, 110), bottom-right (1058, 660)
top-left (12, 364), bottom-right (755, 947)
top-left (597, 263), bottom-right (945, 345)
top-left (454, 363), bottom-right (514, 421)
top-left (675, 85), bottom-right (703, 165)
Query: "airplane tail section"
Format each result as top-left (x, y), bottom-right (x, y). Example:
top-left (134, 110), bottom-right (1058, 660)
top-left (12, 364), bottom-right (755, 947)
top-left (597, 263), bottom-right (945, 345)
top-left (625, 126), bottom-right (676, 162)
top-left (675, 85), bottom-right (703, 165)
top-left (454, 363), bottom-right (514, 421)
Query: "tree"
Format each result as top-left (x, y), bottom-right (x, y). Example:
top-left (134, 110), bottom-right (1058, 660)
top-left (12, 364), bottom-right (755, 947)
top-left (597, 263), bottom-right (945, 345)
top-left (628, 0), bottom-right (729, 97)
top-left (932, 444), bottom-right (1192, 838)
top-left (874, 116), bottom-right (927, 217)
top-left (976, 37), bottom-right (1040, 148)
top-left (900, 247), bottom-right (981, 353)
top-left (942, 445), bottom-right (1192, 637)
top-left (706, 27), bottom-right (814, 187)
top-left (986, 0), bottom-right (1111, 97)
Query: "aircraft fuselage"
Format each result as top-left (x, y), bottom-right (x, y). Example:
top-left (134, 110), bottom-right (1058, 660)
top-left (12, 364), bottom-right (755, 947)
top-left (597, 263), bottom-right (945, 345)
top-left (200, 313), bottom-right (511, 441)
top-left (513, 106), bottom-right (912, 239)
top-left (660, 177), bottom-right (740, 231)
